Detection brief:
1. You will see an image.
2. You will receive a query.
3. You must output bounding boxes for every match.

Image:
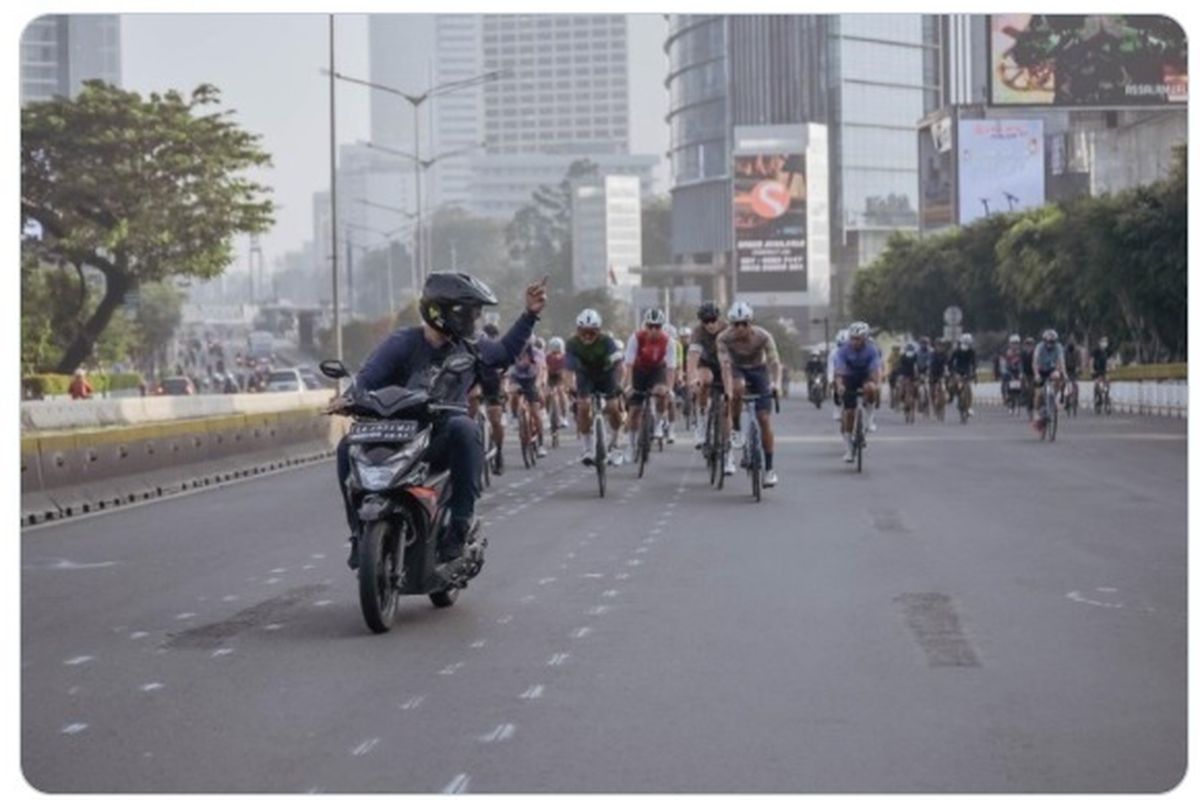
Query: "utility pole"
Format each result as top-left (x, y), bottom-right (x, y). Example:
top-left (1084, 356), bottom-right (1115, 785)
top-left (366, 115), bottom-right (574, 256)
top-left (328, 14), bottom-right (342, 361)
top-left (346, 233), bottom-right (354, 320)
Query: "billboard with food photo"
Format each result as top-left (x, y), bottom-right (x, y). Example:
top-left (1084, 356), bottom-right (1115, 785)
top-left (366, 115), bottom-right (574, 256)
top-left (989, 15), bottom-right (1187, 106)
top-left (733, 152), bottom-right (807, 293)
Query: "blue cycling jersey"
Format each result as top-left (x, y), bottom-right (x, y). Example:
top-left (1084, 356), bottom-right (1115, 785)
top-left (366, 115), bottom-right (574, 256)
top-left (834, 342), bottom-right (882, 377)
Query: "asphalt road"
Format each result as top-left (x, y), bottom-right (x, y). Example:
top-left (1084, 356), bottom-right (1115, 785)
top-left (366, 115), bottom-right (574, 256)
top-left (21, 398), bottom-right (1187, 792)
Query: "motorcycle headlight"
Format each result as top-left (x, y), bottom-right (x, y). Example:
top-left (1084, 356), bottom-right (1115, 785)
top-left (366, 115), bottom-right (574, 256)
top-left (353, 434), bottom-right (426, 491)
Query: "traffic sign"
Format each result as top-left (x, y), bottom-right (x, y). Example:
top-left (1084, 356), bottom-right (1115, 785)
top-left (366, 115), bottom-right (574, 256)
top-left (944, 305), bottom-right (962, 325)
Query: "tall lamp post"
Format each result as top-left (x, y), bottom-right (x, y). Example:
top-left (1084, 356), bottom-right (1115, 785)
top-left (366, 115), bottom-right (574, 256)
top-left (811, 316), bottom-right (833, 351)
top-left (326, 14), bottom-right (342, 361)
top-left (364, 140), bottom-right (486, 284)
top-left (343, 220), bottom-right (410, 320)
top-left (323, 68), bottom-right (508, 284)
top-left (356, 198), bottom-right (418, 297)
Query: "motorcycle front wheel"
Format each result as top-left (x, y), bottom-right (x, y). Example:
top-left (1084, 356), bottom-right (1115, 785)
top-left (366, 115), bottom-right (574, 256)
top-left (359, 519), bottom-right (402, 633)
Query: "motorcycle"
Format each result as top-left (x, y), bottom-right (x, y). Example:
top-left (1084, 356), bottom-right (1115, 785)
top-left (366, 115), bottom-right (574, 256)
top-left (807, 373), bottom-right (826, 409)
top-left (321, 360), bottom-right (487, 634)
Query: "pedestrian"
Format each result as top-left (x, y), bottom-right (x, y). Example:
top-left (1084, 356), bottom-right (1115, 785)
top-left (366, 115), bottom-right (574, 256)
top-left (68, 368), bottom-right (94, 400)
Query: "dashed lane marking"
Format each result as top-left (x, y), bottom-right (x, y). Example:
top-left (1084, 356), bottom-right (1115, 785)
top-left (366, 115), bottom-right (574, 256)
top-left (130, 631), bottom-right (149, 640)
top-left (211, 648), bottom-right (234, 658)
top-left (400, 695), bottom-right (425, 710)
top-left (571, 627), bottom-right (592, 639)
top-left (478, 723), bottom-right (516, 743)
top-left (588, 605), bottom-right (610, 616)
top-left (140, 683), bottom-right (164, 692)
top-left (351, 738), bottom-right (381, 757)
top-left (520, 685), bottom-right (545, 700)
top-left (442, 774), bottom-right (471, 794)
top-left (62, 723), bottom-right (88, 735)
top-left (439, 662), bottom-right (465, 675)
top-left (470, 639), bottom-right (487, 649)
top-left (497, 615), bottom-right (513, 625)
top-left (63, 656), bottom-right (94, 666)
top-left (602, 590), bottom-right (620, 598)
top-left (547, 653), bottom-right (570, 666)
top-left (538, 577), bottom-right (557, 585)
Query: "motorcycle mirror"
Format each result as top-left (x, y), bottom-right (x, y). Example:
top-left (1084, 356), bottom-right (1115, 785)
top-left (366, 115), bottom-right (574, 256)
top-left (319, 359), bottom-right (349, 380)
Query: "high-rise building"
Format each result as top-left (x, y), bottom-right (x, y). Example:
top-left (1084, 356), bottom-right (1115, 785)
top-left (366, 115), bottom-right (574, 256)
top-left (20, 15), bottom-right (121, 105)
top-left (367, 14), bottom-right (658, 222)
top-left (665, 14), bottom-right (941, 324)
top-left (570, 175), bottom-right (643, 291)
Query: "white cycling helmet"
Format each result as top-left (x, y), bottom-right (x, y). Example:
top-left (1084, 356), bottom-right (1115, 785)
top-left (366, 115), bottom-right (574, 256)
top-left (1008, 334), bottom-right (1020, 345)
top-left (548, 336), bottom-right (565, 353)
top-left (643, 308), bottom-right (666, 327)
top-left (727, 301), bottom-right (754, 323)
top-left (903, 341), bottom-right (918, 355)
top-left (576, 309), bottom-right (602, 329)
top-left (1042, 328), bottom-right (1058, 343)
top-left (959, 332), bottom-right (973, 346)
top-left (847, 321), bottom-right (870, 338)
top-left (835, 328), bottom-right (849, 346)
top-left (664, 324), bottom-right (677, 339)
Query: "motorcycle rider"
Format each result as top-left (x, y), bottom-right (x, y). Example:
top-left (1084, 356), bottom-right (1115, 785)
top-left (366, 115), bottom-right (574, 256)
top-left (330, 272), bottom-right (547, 577)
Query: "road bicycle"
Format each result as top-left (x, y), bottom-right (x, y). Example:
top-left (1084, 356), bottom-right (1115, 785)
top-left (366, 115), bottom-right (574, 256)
top-left (627, 389), bottom-right (657, 479)
top-left (1038, 378), bottom-right (1059, 442)
top-left (737, 392), bottom-right (780, 502)
top-left (515, 394), bottom-right (539, 468)
top-left (951, 373), bottom-right (973, 424)
top-left (846, 393), bottom-right (867, 473)
top-left (586, 391), bottom-right (608, 497)
top-left (702, 388), bottom-right (727, 490)
top-left (901, 377), bottom-right (916, 424)
top-left (930, 376), bottom-right (946, 422)
top-left (1093, 377), bottom-right (1113, 415)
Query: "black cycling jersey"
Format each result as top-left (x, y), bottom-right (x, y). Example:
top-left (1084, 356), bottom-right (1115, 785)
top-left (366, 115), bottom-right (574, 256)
top-left (894, 353), bottom-right (917, 378)
top-left (929, 351), bottom-right (948, 380)
top-left (1020, 349), bottom-right (1035, 377)
top-left (915, 347), bottom-right (932, 374)
top-left (949, 347), bottom-right (977, 376)
top-left (1091, 346), bottom-right (1110, 375)
top-left (1064, 344), bottom-right (1080, 376)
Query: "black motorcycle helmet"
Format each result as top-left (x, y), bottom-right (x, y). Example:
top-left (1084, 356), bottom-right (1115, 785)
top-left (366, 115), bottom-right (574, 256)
top-left (419, 271), bottom-right (498, 340)
top-left (697, 301), bottom-right (720, 323)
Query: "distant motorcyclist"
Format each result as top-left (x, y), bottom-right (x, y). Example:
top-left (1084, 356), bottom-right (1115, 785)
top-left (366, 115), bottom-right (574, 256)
top-left (331, 272), bottom-right (548, 575)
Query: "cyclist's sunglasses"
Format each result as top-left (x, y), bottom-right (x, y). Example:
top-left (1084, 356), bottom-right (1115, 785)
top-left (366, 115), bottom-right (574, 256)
top-left (732, 321), bottom-right (750, 328)
top-left (578, 327), bottom-right (599, 338)
top-left (647, 323), bottom-right (663, 330)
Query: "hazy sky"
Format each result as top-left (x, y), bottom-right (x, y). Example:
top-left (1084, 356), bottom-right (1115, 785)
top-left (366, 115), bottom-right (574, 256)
top-left (121, 13), bottom-right (670, 272)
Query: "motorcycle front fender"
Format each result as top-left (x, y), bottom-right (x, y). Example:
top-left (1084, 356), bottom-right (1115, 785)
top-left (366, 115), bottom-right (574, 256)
top-left (356, 494), bottom-right (394, 522)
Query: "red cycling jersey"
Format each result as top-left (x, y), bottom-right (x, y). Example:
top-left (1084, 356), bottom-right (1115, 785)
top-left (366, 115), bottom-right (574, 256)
top-left (633, 330), bottom-right (669, 371)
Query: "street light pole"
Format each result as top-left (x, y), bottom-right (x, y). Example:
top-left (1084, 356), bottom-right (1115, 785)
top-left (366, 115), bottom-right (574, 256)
top-left (327, 14), bottom-right (342, 362)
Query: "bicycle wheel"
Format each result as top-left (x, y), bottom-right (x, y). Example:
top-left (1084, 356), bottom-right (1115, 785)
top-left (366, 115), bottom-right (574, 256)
top-left (519, 409), bottom-right (533, 468)
top-left (479, 418), bottom-right (491, 489)
top-left (550, 403), bottom-right (560, 448)
top-left (855, 408), bottom-right (864, 473)
top-left (1050, 403), bottom-right (1058, 441)
top-left (637, 408), bottom-right (651, 479)
top-left (594, 413), bottom-right (606, 498)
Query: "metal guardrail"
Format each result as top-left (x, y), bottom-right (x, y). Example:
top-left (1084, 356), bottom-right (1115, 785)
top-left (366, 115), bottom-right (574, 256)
top-left (973, 379), bottom-right (1187, 418)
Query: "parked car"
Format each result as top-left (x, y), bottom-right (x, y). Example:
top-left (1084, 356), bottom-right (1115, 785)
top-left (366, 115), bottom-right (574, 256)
top-left (264, 368), bottom-right (304, 392)
top-left (156, 376), bottom-right (196, 396)
top-left (297, 366), bottom-right (323, 390)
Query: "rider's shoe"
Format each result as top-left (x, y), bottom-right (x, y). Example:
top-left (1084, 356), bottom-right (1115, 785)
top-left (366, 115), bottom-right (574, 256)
top-left (346, 533), bottom-right (360, 570)
top-left (868, 420), bottom-right (878, 433)
top-left (723, 453), bottom-right (737, 476)
top-left (763, 469), bottom-right (778, 488)
top-left (492, 450), bottom-right (504, 476)
top-left (730, 430), bottom-right (744, 449)
top-left (842, 448), bottom-right (855, 463)
top-left (536, 445), bottom-right (548, 457)
top-left (608, 447), bottom-right (626, 466)
top-left (665, 425), bottom-right (675, 444)
top-left (580, 450), bottom-right (595, 467)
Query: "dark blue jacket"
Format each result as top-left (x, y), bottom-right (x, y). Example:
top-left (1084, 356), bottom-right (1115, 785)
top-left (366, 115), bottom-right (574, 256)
top-left (356, 311), bottom-right (538, 403)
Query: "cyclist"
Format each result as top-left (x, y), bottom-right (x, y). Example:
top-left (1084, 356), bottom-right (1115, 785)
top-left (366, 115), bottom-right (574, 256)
top-left (948, 333), bottom-right (978, 416)
top-left (834, 321), bottom-right (883, 462)
top-left (886, 343), bottom-right (903, 409)
top-left (915, 336), bottom-right (933, 411)
top-left (928, 337), bottom-right (949, 414)
top-left (1062, 335), bottom-right (1081, 408)
top-left (687, 302), bottom-right (736, 475)
top-left (717, 301), bottom-right (782, 487)
top-left (624, 308), bottom-right (677, 456)
top-left (1032, 329), bottom-right (1066, 432)
top-left (894, 341), bottom-right (919, 414)
top-left (676, 326), bottom-right (694, 432)
top-left (662, 323), bottom-right (684, 443)
top-left (1000, 334), bottom-right (1024, 414)
top-left (805, 347), bottom-right (826, 403)
top-left (565, 309), bottom-right (626, 466)
top-left (476, 323), bottom-right (508, 474)
top-left (507, 339), bottom-right (547, 458)
top-left (1091, 335), bottom-right (1112, 396)
top-left (545, 336), bottom-right (570, 435)
top-left (828, 329), bottom-right (850, 421)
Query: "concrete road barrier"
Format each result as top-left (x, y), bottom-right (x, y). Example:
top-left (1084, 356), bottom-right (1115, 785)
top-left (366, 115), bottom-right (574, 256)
top-left (973, 380), bottom-right (1186, 418)
top-left (21, 406), bottom-right (348, 526)
top-left (20, 390), bottom-right (335, 432)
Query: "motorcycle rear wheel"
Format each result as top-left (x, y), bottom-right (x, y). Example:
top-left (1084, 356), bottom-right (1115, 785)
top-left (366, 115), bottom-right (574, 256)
top-left (359, 520), bottom-right (402, 634)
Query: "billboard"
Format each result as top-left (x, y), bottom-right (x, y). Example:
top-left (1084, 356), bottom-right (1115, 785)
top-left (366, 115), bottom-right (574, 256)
top-left (733, 153), bottom-right (807, 293)
top-left (957, 119), bottom-right (1045, 225)
top-left (919, 114), bottom-right (955, 230)
top-left (989, 15), bottom-right (1187, 106)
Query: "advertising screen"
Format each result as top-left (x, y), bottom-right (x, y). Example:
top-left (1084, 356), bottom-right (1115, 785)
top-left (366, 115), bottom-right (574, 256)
top-left (989, 15), bottom-right (1187, 106)
top-left (957, 119), bottom-right (1045, 225)
top-left (733, 153), bottom-right (807, 293)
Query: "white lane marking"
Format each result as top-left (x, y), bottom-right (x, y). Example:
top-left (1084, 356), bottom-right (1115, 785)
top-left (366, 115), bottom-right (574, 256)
top-left (520, 684), bottom-right (544, 700)
top-left (221, 595), bottom-right (239, 602)
top-left (302, 565), bottom-right (315, 571)
top-left (67, 686), bottom-right (81, 696)
top-left (566, 552), bottom-right (576, 559)
top-left (31, 558), bottom-right (118, 571)
top-left (313, 600), bottom-right (333, 607)
top-left (264, 624), bottom-right (284, 631)
top-left (497, 614), bottom-right (513, 625)
top-left (538, 577), bottom-right (557, 586)
top-left (602, 589), bottom-right (620, 598)
top-left (400, 695), bottom-right (425, 711)
top-left (587, 532), bottom-right (598, 539)
top-left (519, 595), bottom-right (537, 604)
top-left (1097, 587), bottom-right (1118, 593)
top-left (1067, 591), bottom-right (1124, 609)
top-left (311, 554), bottom-right (326, 559)
top-left (352, 738), bottom-right (381, 756)
top-left (470, 639), bottom-right (487, 649)
top-left (63, 656), bottom-right (94, 666)
top-left (270, 568), bottom-right (288, 574)
top-left (211, 648), bottom-right (234, 658)
top-left (62, 723), bottom-right (88, 735)
top-left (651, 526), bottom-right (665, 534)
top-left (478, 723), bottom-right (516, 743)
top-left (627, 559), bottom-right (642, 567)
top-left (643, 537), bottom-right (656, 544)
top-left (581, 573), bottom-right (605, 579)
top-left (439, 662), bottom-right (465, 675)
top-left (588, 605), bottom-right (610, 616)
top-left (615, 573), bottom-right (630, 581)
top-left (442, 774), bottom-right (471, 794)
top-left (265, 578), bottom-right (282, 585)
top-left (547, 653), bottom-right (570, 666)
top-left (174, 612), bottom-right (197, 620)
top-left (666, 502), bottom-right (677, 509)
top-left (130, 631), bottom-right (149, 640)
top-left (571, 627), bottom-right (592, 639)
top-left (140, 682), bottom-right (164, 692)
top-left (635, 547), bottom-right (649, 554)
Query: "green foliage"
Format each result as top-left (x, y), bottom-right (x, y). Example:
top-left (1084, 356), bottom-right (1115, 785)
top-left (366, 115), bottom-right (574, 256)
top-left (21, 81), bottom-right (275, 373)
top-left (851, 146), bottom-right (1186, 361)
top-left (641, 195), bottom-right (672, 266)
top-left (754, 317), bottom-right (803, 369)
top-left (315, 318), bottom-right (394, 372)
top-left (22, 371), bottom-right (144, 399)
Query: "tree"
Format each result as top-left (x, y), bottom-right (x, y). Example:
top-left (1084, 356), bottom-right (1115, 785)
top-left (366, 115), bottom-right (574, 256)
top-left (641, 195), bottom-right (672, 266)
top-left (131, 281), bottom-right (185, 372)
top-left (505, 159), bottom-right (598, 295)
top-left (21, 81), bottom-right (274, 373)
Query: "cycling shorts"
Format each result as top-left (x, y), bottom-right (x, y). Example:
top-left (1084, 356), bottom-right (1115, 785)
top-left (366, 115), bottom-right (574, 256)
top-left (547, 372), bottom-right (564, 388)
top-left (575, 370), bottom-right (621, 400)
top-left (508, 376), bottom-right (540, 403)
top-left (478, 370), bottom-right (505, 406)
top-left (628, 364), bottom-right (667, 407)
top-left (732, 365), bottom-right (772, 413)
